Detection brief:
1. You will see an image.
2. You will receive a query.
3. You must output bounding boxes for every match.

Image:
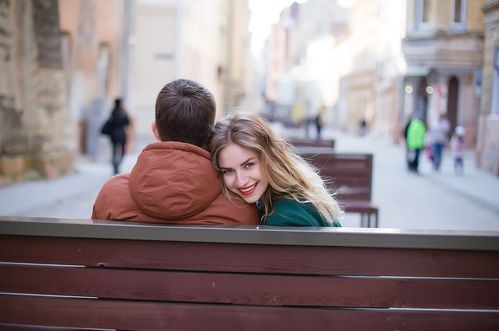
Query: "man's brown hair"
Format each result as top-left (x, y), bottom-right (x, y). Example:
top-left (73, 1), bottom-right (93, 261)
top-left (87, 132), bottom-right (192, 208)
top-left (155, 79), bottom-right (216, 148)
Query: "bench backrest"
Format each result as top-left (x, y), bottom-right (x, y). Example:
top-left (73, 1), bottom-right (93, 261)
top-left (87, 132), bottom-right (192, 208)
top-left (1, 217), bottom-right (499, 330)
top-left (289, 138), bottom-right (335, 150)
top-left (301, 152), bottom-right (373, 201)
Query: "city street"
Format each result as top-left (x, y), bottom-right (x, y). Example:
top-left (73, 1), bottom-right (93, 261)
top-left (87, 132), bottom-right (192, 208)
top-left (1, 128), bottom-right (498, 231)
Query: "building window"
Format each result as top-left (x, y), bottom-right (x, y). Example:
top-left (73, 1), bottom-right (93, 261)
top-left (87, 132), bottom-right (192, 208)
top-left (451, 0), bottom-right (466, 29)
top-left (416, 0), bottom-right (430, 30)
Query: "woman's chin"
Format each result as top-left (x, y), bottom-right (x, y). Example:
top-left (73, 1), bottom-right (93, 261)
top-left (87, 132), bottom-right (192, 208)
top-left (234, 192), bottom-right (260, 204)
top-left (243, 196), bottom-right (259, 204)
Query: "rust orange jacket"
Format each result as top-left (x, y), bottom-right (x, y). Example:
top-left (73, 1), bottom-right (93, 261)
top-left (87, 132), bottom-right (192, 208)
top-left (92, 141), bottom-right (259, 225)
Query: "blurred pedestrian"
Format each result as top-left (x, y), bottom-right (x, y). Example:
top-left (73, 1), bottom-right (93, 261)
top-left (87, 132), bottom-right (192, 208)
top-left (424, 133), bottom-right (433, 162)
top-left (315, 106), bottom-right (325, 140)
top-left (359, 118), bottom-right (367, 137)
top-left (405, 112), bottom-right (426, 173)
top-left (101, 98), bottom-right (130, 175)
top-left (450, 126), bottom-right (466, 175)
top-left (402, 116), bottom-right (411, 166)
top-left (429, 113), bottom-right (450, 171)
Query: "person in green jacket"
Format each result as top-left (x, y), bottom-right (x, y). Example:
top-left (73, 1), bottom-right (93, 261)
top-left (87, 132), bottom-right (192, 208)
top-left (405, 113), bottom-right (426, 173)
top-left (210, 112), bottom-right (342, 227)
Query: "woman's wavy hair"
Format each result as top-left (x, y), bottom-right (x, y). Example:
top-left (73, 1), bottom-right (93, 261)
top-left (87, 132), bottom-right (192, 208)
top-left (210, 112), bottom-right (341, 224)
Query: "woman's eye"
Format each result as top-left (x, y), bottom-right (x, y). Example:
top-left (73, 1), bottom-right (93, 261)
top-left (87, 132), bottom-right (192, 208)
top-left (222, 169), bottom-right (233, 175)
top-left (244, 162), bottom-right (254, 168)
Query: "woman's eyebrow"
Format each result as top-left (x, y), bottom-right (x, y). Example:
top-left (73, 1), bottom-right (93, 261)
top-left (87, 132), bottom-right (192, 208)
top-left (241, 157), bottom-right (256, 166)
top-left (220, 157), bottom-right (257, 170)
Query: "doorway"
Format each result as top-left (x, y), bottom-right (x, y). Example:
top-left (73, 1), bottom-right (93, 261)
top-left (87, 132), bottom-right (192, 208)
top-left (416, 78), bottom-right (429, 124)
top-left (447, 76), bottom-right (459, 135)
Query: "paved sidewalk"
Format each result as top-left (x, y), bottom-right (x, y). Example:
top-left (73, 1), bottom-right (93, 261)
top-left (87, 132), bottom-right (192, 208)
top-left (0, 137), bottom-right (145, 219)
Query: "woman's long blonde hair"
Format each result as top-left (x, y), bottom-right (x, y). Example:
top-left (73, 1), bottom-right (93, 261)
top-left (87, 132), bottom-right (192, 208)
top-left (210, 112), bottom-right (341, 224)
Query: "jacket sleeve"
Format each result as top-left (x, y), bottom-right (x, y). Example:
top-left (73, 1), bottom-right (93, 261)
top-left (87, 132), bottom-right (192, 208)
top-left (91, 204), bottom-right (99, 220)
top-left (91, 174), bottom-right (135, 221)
top-left (91, 184), bottom-right (112, 220)
top-left (203, 194), bottom-right (259, 225)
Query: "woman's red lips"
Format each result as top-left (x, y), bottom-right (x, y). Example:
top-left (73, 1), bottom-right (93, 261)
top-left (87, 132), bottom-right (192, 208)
top-left (239, 183), bottom-right (257, 196)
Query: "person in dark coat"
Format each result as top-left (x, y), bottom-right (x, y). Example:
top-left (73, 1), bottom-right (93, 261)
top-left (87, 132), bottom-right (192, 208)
top-left (315, 106), bottom-right (325, 140)
top-left (106, 98), bottom-right (130, 175)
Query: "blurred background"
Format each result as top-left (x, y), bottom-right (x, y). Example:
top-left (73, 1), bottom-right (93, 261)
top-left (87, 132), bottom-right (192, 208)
top-left (0, 0), bottom-right (498, 229)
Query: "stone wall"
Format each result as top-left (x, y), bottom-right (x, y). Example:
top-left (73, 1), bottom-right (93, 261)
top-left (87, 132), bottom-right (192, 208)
top-left (0, 0), bottom-right (72, 186)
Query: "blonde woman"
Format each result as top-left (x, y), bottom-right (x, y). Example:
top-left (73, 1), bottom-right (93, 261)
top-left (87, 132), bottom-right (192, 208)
top-left (210, 112), bottom-right (342, 227)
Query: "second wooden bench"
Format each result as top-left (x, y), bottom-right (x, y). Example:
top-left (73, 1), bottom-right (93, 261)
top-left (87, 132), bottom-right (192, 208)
top-left (301, 152), bottom-right (379, 227)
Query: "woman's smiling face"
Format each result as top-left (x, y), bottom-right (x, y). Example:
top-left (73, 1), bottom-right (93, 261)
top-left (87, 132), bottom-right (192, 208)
top-left (218, 143), bottom-right (269, 204)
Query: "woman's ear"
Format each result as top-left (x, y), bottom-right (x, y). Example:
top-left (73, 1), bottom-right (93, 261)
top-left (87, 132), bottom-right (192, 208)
top-left (151, 121), bottom-right (160, 141)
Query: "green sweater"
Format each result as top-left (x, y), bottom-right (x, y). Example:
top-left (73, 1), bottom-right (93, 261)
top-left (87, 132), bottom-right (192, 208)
top-left (258, 199), bottom-right (341, 227)
top-left (407, 119), bottom-right (426, 150)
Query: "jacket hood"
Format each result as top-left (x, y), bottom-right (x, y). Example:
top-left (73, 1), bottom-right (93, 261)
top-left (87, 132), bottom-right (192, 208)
top-left (129, 141), bottom-right (221, 220)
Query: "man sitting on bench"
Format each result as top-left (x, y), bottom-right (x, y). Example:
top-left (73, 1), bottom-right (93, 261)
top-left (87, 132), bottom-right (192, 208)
top-left (92, 79), bottom-right (258, 225)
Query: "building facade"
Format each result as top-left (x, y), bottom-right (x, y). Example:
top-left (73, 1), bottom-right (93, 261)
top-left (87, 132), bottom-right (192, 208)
top-left (129, 0), bottom-right (251, 137)
top-left (58, 0), bottom-right (128, 158)
top-left (0, 0), bottom-right (126, 185)
top-left (477, 0), bottom-right (499, 176)
top-left (402, 0), bottom-right (485, 146)
top-left (1, 0), bottom-right (71, 185)
top-left (263, 0), bottom-right (349, 126)
top-left (336, 0), bottom-right (406, 138)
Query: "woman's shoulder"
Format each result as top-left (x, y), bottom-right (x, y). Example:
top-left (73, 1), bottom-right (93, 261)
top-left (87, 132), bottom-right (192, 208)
top-left (266, 199), bottom-right (330, 227)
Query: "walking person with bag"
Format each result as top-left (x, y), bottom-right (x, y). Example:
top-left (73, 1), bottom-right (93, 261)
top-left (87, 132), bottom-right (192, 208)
top-left (101, 98), bottom-right (130, 175)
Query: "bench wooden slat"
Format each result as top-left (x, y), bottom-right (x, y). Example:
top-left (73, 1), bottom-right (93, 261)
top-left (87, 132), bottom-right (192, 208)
top-left (338, 193), bottom-right (372, 201)
top-left (2, 236), bottom-right (499, 278)
top-left (314, 161), bottom-right (371, 169)
top-left (332, 178), bottom-right (372, 190)
top-left (341, 200), bottom-right (380, 213)
top-left (1, 294), bottom-right (499, 331)
top-left (289, 138), bottom-right (335, 150)
top-left (0, 325), bottom-right (68, 331)
top-left (303, 156), bottom-right (371, 167)
top-left (2, 264), bottom-right (499, 309)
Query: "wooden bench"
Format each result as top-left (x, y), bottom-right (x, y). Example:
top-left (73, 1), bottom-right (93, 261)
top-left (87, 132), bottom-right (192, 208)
top-left (1, 217), bottom-right (499, 330)
top-left (288, 138), bottom-right (336, 150)
top-left (300, 152), bottom-right (379, 227)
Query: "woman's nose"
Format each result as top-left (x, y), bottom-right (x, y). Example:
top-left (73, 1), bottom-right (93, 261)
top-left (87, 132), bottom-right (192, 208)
top-left (234, 171), bottom-right (248, 187)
